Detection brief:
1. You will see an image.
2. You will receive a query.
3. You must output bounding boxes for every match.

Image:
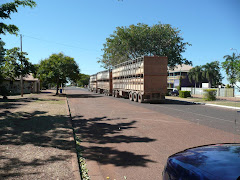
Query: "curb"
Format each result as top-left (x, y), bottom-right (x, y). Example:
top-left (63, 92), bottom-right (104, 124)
top-left (65, 96), bottom-right (81, 180)
top-left (205, 103), bottom-right (240, 110)
top-left (166, 97), bottom-right (240, 110)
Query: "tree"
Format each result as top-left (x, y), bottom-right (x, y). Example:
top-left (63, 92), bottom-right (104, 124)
top-left (222, 52), bottom-right (240, 87)
top-left (0, 0), bottom-right (36, 35)
top-left (2, 47), bottom-right (34, 80)
top-left (37, 53), bottom-right (80, 95)
top-left (0, 39), bottom-right (6, 82)
top-left (99, 22), bottom-right (192, 69)
top-left (202, 61), bottom-right (222, 87)
top-left (77, 73), bottom-right (90, 87)
top-left (188, 65), bottom-right (204, 88)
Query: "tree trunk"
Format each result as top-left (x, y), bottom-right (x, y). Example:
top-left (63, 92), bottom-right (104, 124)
top-left (56, 82), bottom-right (59, 95)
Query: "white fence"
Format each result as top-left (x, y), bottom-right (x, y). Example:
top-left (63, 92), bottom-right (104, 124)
top-left (181, 87), bottom-right (234, 97)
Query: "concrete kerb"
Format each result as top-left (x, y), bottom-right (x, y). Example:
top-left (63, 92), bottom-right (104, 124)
top-left (65, 96), bottom-right (82, 180)
top-left (167, 97), bottom-right (240, 110)
top-left (205, 103), bottom-right (240, 110)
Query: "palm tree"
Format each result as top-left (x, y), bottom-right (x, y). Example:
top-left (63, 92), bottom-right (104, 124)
top-left (188, 65), bottom-right (203, 88)
top-left (202, 61), bottom-right (222, 87)
top-left (222, 52), bottom-right (240, 87)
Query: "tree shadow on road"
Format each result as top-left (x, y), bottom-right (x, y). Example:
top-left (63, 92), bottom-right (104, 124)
top-left (156, 99), bottom-right (200, 105)
top-left (72, 115), bottom-right (156, 167)
top-left (67, 94), bottom-right (103, 98)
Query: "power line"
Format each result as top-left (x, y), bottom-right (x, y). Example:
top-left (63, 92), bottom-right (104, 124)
top-left (23, 34), bottom-right (101, 53)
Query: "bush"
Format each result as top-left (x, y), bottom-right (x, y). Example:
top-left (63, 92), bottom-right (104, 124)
top-left (0, 86), bottom-right (10, 99)
top-left (203, 89), bottom-right (217, 101)
top-left (179, 91), bottom-right (191, 98)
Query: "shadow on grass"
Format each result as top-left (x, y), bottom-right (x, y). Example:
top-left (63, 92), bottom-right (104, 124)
top-left (0, 154), bottom-right (71, 179)
top-left (0, 111), bottom-right (73, 150)
top-left (72, 115), bottom-right (156, 167)
top-left (0, 110), bottom-right (75, 178)
top-left (0, 97), bottom-right (61, 111)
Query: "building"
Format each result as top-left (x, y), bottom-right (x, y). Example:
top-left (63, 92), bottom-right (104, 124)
top-left (167, 64), bottom-right (195, 90)
top-left (1, 73), bottom-right (40, 94)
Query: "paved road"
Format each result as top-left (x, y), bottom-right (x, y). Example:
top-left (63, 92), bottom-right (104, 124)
top-left (66, 87), bottom-right (240, 180)
top-left (72, 87), bottom-right (240, 134)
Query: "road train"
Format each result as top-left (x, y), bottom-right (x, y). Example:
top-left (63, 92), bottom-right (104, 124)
top-left (89, 56), bottom-right (168, 103)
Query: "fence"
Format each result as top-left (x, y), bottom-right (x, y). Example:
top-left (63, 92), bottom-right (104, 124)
top-left (181, 87), bottom-right (234, 97)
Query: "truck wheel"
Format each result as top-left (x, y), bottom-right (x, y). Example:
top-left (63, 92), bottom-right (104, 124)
top-left (133, 93), bottom-right (138, 102)
top-left (138, 93), bottom-right (143, 103)
top-left (129, 92), bottom-right (133, 101)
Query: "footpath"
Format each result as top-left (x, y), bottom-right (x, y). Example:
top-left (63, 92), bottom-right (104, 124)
top-left (0, 90), bottom-right (80, 180)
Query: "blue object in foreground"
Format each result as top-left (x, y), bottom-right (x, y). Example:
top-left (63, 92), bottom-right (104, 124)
top-left (163, 143), bottom-right (240, 180)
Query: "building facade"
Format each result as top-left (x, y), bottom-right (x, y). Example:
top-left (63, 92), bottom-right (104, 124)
top-left (167, 64), bottom-right (196, 90)
top-left (2, 73), bottom-right (40, 95)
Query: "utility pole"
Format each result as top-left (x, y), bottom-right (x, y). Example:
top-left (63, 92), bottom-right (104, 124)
top-left (20, 34), bottom-right (23, 97)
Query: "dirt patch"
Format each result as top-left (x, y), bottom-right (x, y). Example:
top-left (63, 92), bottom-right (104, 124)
top-left (0, 90), bottom-right (80, 180)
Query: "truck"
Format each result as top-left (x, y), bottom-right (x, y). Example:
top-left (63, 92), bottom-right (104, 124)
top-left (96, 70), bottom-right (112, 96)
top-left (89, 56), bottom-right (168, 103)
top-left (112, 56), bottom-right (168, 103)
top-left (89, 74), bottom-right (97, 92)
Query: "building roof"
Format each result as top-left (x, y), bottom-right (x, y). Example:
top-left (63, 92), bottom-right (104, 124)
top-left (5, 73), bottom-right (39, 82)
top-left (168, 64), bottom-right (193, 73)
top-left (22, 73), bottom-right (39, 81)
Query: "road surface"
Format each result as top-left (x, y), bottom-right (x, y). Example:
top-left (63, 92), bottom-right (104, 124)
top-left (66, 87), bottom-right (240, 180)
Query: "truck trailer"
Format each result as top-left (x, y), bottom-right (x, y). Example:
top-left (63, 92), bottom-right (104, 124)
top-left (96, 70), bottom-right (112, 96)
top-left (89, 56), bottom-right (168, 103)
top-left (89, 74), bottom-right (97, 92)
top-left (112, 56), bottom-right (168, 103)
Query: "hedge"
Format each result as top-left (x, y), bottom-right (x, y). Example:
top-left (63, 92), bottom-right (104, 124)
top-left (203, 89), bottom-right (217, 101)
top-left (179, 91), bottom-right (191, 98)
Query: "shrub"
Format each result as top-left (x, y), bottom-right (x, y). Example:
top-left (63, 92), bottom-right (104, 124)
top-left (203, 89), bottom-right (217, 101)
top-left (226, 84), bottom-right (232, 88)
top-left (179, 91), bottom-right (191, 98)
top-left (0, 86), bottom-right (10, 99)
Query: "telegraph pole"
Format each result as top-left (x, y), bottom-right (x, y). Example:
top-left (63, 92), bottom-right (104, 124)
top-left (20, 34), bottom-right (23, 97)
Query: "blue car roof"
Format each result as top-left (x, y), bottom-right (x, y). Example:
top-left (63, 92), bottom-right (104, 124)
top-left (164, 143), bottom-right (240, 180)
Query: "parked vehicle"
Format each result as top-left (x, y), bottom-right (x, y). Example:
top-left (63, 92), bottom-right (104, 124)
top-left (89, 56), bottom-right (168, 103)
top-left (169, 89), bottom-right (179, 96)
top-left (89, 74), bottom-right (97, 92)
top-left (96, 70), bottom-right (112, 96)
top-left (162, 143), bottom-right (240, 180)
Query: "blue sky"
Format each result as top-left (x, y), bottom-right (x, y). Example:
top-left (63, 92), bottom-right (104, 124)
top-left (1, 0), bottom-right (240, 84)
